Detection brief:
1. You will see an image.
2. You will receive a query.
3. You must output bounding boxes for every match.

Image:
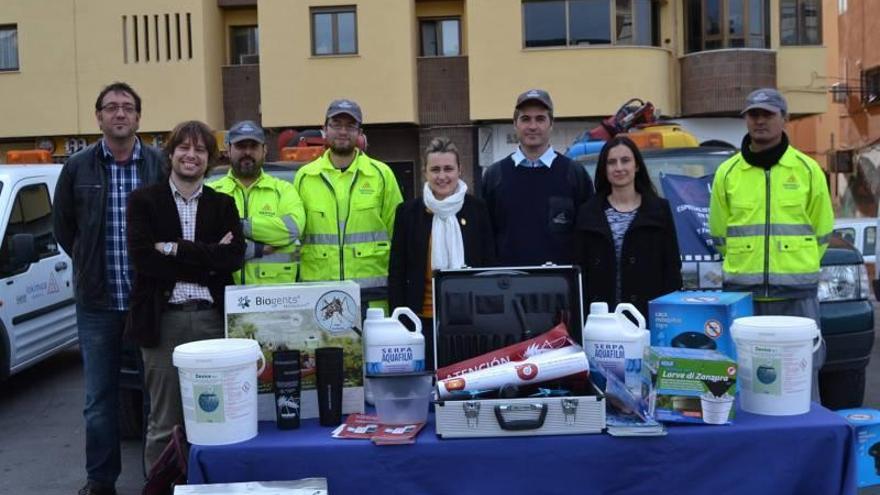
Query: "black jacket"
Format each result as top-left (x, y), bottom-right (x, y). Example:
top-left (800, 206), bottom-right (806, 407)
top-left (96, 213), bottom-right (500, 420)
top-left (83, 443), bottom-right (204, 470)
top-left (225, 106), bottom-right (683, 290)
top-left (125, 181), bottom-right (245, 347)
top-left (481, 153), bottom-right (594, 265)
top-left (52, 140), bottom-right (166, 309)
top-left (389, 194), bottom-right (495, 313)
top-left (575, 194), bottom-right (682, 317)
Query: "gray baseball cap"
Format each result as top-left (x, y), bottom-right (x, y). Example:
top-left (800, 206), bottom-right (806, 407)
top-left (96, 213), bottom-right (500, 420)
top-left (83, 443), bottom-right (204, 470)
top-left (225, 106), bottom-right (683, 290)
top-left (742, 88), bottom-right (788, 115)
top-left (326, 98), bottom-right (363, 124)
top-left (227, 120), bottom-right (265, 144)
top-left (515, 88), bottom-right (554, 111)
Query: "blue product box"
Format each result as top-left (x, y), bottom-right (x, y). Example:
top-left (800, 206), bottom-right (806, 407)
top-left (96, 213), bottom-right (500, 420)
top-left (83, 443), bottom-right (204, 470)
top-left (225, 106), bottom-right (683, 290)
top-left (648, 291), bottom-right (752, 361)
top-left (838, 408), bottom-right (880, 488)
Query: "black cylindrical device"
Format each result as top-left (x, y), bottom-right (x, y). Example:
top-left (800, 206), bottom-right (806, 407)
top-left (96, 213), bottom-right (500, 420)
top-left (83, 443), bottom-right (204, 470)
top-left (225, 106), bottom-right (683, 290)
top-left (315, 347), bottom-right (344, 426)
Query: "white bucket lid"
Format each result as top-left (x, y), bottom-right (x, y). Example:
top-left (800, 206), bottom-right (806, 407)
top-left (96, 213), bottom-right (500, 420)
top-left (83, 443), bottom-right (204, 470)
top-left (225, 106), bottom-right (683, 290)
top-left (173, 338), bottom-right (261, 369)
top-left (731, 316), bottom-right (818, 342)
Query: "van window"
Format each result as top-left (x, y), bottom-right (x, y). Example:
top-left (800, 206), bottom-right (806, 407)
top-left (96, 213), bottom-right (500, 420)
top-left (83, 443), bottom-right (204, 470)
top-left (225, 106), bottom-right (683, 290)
top-left (865, 226), bottom-right (876, 257)
top-left (833, 227), bottom-right (856, 246)
top-left (0, 183), bottom-right (59, 277)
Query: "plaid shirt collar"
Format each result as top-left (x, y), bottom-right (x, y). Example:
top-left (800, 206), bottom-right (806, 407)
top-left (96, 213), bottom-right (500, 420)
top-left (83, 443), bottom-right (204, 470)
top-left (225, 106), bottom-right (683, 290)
top-left (101, 137), bottom-right (142, 163)
top-left (169, 177), bottom-right (204, 202)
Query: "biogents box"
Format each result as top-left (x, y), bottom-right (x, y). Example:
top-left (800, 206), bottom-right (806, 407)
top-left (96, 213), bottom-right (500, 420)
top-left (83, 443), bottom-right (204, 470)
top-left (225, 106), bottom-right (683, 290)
top-left (648, 291), bottom-right (752, 360)
top-left (644, 347), bottom-right (737, 425)
top-left (225, 282), bottom-right (364, 421)
top-left (837, 408), bottom-right (880, 488)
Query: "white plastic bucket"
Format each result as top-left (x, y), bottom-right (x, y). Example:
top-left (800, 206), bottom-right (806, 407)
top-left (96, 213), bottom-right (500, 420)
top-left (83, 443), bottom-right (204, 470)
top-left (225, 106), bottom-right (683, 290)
top-left (731, 316), bottom-right (820, 416)
top-left (173, 338), bottom-right (265, 445)
top-left (700, 393), bottom-right (735, 424)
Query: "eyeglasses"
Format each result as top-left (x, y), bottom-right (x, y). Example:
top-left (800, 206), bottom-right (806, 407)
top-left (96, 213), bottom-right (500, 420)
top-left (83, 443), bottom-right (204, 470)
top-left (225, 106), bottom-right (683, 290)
top-left (327, 122), bottom-right (360, 132)
top-left (101, 104), bottom-right (138, 114)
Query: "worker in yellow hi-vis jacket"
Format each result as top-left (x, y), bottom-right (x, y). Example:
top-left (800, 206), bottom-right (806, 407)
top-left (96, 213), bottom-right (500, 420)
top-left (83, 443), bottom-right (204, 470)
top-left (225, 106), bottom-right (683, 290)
top-left (209, 120), bottom-right (305, 284)
top-left (708, 88), bottom-right (833, 402)
top-left (294, 99), bottom-right (403, 292)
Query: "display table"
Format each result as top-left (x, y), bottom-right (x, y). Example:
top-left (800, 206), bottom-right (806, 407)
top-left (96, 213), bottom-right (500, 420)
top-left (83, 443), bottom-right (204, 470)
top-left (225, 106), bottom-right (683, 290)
top-left (188, 403), bottom-right (856, 495)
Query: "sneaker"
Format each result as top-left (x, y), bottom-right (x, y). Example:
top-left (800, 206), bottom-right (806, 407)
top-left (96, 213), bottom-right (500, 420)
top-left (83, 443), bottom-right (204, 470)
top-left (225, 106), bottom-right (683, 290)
top-left (77, 481), bottom-right (117, 495)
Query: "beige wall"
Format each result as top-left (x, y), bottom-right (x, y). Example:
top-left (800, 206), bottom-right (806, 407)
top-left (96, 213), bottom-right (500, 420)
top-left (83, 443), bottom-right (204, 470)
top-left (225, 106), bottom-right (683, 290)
top-left (784, 0), bottom-right (840, 169)
top-left (259, 0), bottom-right (418, 127)
top-left (73, 0), bottom-right (225, 133)
top-left (0, 0), bottom-right (225, 139)
top-left (0, 1), bottom-right (79, 137)
top-left (466, 0), bottom-right (675, 121)
top-left (777, 46), bottom-right (829, 115)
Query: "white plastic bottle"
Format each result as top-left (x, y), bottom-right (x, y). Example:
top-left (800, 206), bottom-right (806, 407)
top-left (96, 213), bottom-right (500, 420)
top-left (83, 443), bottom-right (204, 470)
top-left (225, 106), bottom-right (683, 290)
top-left (582, 302), bottom-right (649, 397)
top-left (363, 307), bottom-right (425, 374)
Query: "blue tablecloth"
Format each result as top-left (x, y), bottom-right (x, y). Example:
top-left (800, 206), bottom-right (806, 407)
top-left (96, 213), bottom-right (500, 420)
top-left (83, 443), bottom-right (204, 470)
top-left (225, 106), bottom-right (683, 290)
top-left (188, 403), bottom-right (856, 495)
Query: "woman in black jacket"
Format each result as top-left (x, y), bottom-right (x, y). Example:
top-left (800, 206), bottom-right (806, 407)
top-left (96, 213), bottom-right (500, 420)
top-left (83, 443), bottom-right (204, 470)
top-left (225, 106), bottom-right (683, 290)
top-left (575, 136), bottom-right (682, 318)
top-left (389, 137), bottom-right (495, 369)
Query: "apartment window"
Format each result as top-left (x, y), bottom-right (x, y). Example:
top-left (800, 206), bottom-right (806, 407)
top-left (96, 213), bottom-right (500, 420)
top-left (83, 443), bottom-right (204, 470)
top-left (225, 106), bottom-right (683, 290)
top-left (522, 0), bottom-right (655, 47)
top-left (231, 25), bottom-right (259, 64)
top-left (311, 7), bottom-right (357, 56)
top-left (0, 25), bottom-right (19, 71)
top-left (685, 0), bottom-right (769, 52)
top-left (420, 18), bottom-right (461, 56)
top-left (863, 67), bottom-right (880, 106)
top-left (780, 0), bottom-right (821, 45)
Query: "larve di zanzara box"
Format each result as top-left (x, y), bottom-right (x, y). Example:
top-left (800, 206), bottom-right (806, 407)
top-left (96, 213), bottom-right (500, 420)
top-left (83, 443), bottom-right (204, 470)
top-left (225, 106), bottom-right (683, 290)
top-left (224, 282), bottom-right (364, 421)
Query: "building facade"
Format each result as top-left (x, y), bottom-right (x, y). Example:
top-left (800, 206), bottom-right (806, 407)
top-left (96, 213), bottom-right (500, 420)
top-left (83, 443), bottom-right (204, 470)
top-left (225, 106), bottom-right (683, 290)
top-left (789, 0), bottom-right (880, 217)
top-left (0, 0), bottom-right (829, 198)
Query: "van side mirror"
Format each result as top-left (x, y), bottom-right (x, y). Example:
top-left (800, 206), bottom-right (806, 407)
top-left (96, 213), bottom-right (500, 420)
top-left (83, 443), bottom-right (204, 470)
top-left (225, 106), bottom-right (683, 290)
top-left (9, 233), bottom-right (39, 267)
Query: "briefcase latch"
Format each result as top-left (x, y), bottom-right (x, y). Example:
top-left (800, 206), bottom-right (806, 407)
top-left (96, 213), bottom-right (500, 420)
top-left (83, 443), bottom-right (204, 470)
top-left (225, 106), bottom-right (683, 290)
top-left (562, 398), bottom-right (579, 425)
top-left (463, 401), bottom-right (481, 429)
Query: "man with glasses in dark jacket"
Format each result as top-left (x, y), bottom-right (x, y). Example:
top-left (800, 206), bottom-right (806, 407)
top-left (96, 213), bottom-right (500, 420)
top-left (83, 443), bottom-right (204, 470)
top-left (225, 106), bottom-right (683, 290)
top-left (53, 81), bottom-right (165, 495)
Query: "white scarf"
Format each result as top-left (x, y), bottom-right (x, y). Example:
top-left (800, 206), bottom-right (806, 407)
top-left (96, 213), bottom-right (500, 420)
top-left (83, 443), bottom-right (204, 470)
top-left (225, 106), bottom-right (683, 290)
top-left (423, 180), bottom-right (467, 270)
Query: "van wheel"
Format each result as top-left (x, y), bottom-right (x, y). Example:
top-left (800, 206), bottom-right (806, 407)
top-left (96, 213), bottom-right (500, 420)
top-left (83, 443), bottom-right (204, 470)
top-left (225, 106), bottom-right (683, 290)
top-left (119, 388), bottom-right (144, 440)
top-left (819, 368), bottom-right (866, 410)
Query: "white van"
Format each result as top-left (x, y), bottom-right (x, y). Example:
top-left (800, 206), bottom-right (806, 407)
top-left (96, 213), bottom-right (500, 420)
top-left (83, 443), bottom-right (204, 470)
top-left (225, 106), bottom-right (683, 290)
top-left (0, 164), bottom-right (77, 379)
top-left (833, 217), bottom-right (876, 279)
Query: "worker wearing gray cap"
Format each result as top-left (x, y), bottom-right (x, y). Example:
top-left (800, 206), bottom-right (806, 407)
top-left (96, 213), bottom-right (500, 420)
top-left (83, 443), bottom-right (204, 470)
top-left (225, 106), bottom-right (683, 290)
top-left (481, 88), bottom-right (595, 266)
top-left (293, 99), bottom-right (403, 292)
top-left (709, 88), bottom-right (833, 401)
top-left (209, 120), bottom-right (305, 284)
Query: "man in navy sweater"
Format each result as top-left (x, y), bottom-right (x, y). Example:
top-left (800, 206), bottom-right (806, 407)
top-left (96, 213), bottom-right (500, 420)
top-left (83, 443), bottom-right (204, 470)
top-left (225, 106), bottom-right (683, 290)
top-left (481, 89), bottom-right (594, 266)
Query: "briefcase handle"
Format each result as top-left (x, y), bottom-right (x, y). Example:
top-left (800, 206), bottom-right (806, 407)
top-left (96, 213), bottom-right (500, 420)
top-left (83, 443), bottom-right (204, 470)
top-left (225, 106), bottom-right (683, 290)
top-left (493, 403), bottom-right (548, 431)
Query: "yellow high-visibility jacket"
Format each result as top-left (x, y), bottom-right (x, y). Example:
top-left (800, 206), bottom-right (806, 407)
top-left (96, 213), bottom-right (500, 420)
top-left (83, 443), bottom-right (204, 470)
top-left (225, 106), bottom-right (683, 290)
top-left (708, 145), bottom-right (834, 299)
top-left (209, 169), bottom-right (305, 284)
top-left (293, 149), bottom-right (403, 288)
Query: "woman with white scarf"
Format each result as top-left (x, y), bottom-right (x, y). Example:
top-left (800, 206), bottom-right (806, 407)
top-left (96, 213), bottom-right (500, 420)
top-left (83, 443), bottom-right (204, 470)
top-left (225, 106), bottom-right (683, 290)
top-left (389, 137), bottom-right (495, 370)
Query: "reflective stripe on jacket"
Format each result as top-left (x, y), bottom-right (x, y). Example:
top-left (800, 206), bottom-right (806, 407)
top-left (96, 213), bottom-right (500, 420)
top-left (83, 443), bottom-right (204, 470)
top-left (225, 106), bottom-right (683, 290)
top-left (209, 169), bottom-right (305, 284)
top-left (708, 145), bottom-right (834, 299)
top-left (293, 149), bottom-right (403, 288)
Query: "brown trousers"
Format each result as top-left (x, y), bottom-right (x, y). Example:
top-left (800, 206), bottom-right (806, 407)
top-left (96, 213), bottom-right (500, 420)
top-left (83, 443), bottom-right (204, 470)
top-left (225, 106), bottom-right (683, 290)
top-left (141, 307), bottom-right (223, 470)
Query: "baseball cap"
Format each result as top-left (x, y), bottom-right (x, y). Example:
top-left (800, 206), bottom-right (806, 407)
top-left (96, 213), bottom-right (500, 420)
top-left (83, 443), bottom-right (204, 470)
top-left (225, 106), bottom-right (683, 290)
top-left (326, 99), bottom-right (363, 124)
top-left (227, 120), bottom-right (265, 145)
top-left (742, 88), bottom-right (788, 115)
top-left (515, 89), bottom-right (554, 111)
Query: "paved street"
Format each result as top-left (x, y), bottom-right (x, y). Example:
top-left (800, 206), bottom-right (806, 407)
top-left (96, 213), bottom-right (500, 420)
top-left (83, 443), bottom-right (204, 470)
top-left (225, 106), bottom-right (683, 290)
top-left (0, 349), bottom-right (143, 495)
top-left (2, 304), bottom-right (880, 494)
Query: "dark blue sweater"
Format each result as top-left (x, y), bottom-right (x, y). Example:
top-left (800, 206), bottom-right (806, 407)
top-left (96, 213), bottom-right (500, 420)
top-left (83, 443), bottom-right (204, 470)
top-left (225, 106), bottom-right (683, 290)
top-left (481, 152), bottom-right (594, 266)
